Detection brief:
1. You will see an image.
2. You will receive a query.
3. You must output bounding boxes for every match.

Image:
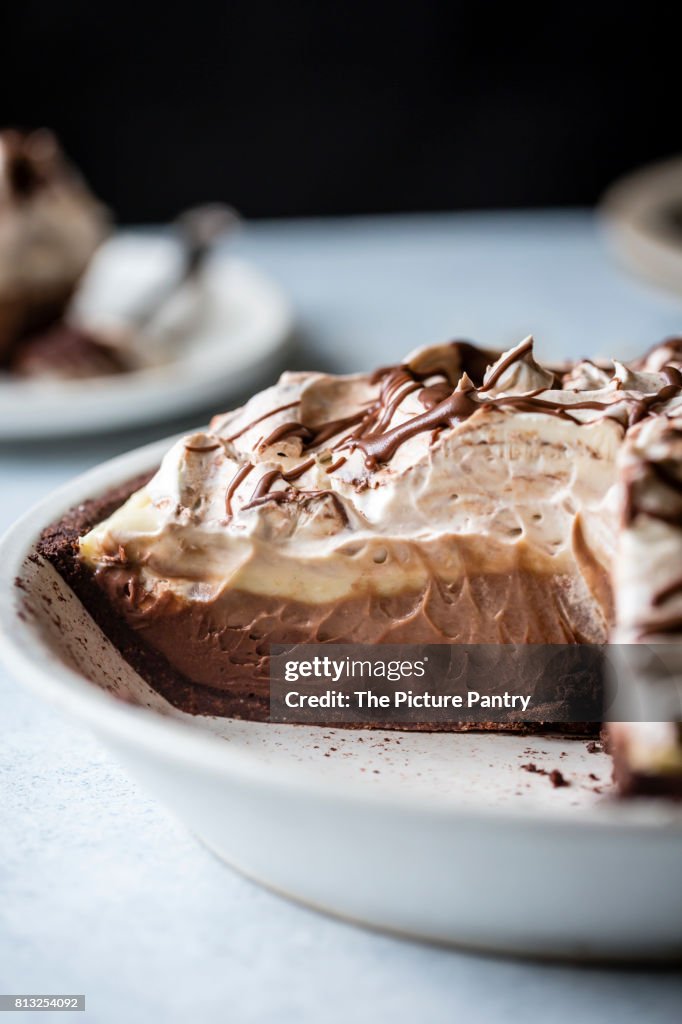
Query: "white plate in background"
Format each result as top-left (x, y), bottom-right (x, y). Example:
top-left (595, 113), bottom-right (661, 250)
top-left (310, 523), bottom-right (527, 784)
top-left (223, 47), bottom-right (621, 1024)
top-left (0, 233), bottom-right (293, 439)
top-left (1, 434), bottom-right (682, 961)
top-left (601, 155), bottom-right (682, 296)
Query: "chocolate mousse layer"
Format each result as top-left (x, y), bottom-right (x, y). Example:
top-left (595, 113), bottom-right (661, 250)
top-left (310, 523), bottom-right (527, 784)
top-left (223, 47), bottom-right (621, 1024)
top-left (94, 569), bottom-right (601, 689)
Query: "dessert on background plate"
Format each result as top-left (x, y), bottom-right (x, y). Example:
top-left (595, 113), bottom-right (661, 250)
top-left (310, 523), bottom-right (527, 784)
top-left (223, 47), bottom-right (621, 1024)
top-left (0, 129), bottom-right (293, 439)
top-left (0, 127), bottom-right (235, 380)
top-left (0, 129), bottom-right (109, 367)
top-left (11, 203), bottom-right (237, 380)
top-left (0, 241), bottom-right (293, 439)
top-left (38, 335), bottom-right (682, 797)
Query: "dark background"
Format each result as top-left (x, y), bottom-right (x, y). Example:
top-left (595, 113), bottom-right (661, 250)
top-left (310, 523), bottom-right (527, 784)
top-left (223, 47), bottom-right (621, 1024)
top-left (2, 2), bottom-right (679, 222)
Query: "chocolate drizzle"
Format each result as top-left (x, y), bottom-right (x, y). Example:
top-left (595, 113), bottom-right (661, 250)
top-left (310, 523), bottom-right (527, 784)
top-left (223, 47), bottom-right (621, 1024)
top-left (221, 336), bottom-right (682, 512)
top-left (301, 341), bottom-right (535, 470)
top-left (405, 340), bottom-right (501, 387)
top-left (488, 393), bottom-right (614, 422)
top-left (418, 382), bottom-right (453, 409)
top-left (242, 487), bottom-right (349, 525)
top-left (242, 458), bottom-right (316, 508)
top-left (225, 462), bottom-right (253, 515)
top-left (653, 578), bottom-right (682, 607)
top-left (185, 442), bottom-right (221, 453)
top-left (374, 374), bottom-right (422, 434)
top-left (261, 421), bottom-right (314, 447)
top-left (225, 401), bottom-right (300, 442)
top-left (664, 365), bottom-right (682, 387)
top-left (449, 342), bottom-right (501, 386)
top-left (623, 447), bottom-right (682, 529)
top-left (342, 388), bottom-right (480, 469)
top-left (479, 337), bottom-right (533, 391)
top-left (309, 411), bottom-right (368, 446)
top-left (629, 382), bottom-right (682, 426)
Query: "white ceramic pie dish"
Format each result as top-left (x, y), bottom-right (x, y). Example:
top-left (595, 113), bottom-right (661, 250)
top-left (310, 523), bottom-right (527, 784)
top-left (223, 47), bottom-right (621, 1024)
top-left (1, 434), bottom-right (682, 961)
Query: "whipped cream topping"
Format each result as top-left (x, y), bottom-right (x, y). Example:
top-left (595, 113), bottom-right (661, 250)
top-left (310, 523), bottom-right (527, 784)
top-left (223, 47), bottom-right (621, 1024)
top-left (479, 336), bottom-right (556, 395)
top-left (0, 130), bottom-right (108, 296)
top-left (614, 414), bottom-right (682, 643)
top-left (605, 408), bottom-right (682, 758)
top-left (80, 337), bottom-right (682, 622)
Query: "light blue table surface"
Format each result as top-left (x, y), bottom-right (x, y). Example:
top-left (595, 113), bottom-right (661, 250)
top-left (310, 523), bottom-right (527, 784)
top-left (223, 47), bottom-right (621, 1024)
top-left (2, 211), bottom-right (682, 1023)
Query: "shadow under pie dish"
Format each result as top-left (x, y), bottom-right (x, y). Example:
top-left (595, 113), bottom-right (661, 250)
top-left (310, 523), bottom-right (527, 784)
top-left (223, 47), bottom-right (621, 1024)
top-left (36, 336), bottom-right (682, 797)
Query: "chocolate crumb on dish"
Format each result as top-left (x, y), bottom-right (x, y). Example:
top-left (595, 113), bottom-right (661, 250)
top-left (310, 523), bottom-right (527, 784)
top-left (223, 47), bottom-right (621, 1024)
top-left (521, 763), bottom-right (571, 788)
top-left (549, 769), bottom-right (570, 788)
top-left (35, 335), bottom-right (682, 794)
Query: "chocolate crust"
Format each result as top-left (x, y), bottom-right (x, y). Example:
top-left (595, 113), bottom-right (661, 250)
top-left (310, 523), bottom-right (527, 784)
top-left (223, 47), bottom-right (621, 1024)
top-left (36, 472), bottom-right (268, 720)
top-left (32, 473), bottom-right (595, 733)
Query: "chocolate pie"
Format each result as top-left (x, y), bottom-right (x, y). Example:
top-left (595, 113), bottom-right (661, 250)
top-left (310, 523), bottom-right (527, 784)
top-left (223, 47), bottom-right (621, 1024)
top-left (38, 336), bottom-right (682, 795)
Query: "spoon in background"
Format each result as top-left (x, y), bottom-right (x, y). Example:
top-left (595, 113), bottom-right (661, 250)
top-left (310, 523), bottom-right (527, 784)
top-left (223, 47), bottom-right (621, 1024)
top-left (127, 203), bottom-right (240, 330)
top-left (9, 203), bottom-right (240, 379)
